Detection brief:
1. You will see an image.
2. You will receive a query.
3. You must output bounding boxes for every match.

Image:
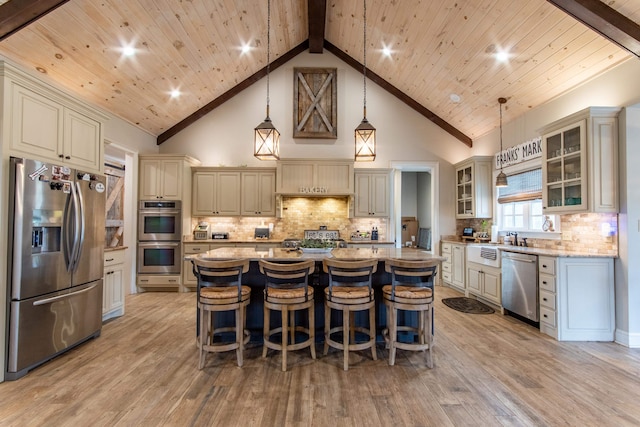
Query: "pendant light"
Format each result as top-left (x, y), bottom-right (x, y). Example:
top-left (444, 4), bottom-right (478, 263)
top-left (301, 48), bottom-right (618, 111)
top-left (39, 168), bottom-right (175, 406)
top-left (354, 0), bottom-right (376, 162)
top-left (254, 0), bottom-right (280, 160)
top-left (495, 97), bottom-right (508, 187)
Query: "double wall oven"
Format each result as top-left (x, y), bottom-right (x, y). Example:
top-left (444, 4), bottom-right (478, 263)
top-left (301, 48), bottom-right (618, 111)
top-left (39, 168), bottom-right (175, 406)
top-left (137, 200), bottom-right (182, 275)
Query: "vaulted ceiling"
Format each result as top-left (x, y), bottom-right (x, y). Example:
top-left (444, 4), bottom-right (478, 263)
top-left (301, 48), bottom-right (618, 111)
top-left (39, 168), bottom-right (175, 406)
top-left (0, 0), bottom-right (639, 147)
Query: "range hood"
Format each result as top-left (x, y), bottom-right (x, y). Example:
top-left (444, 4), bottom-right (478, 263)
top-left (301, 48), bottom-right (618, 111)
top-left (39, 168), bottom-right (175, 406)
top-left (276, 159), bottom-right (354, 197)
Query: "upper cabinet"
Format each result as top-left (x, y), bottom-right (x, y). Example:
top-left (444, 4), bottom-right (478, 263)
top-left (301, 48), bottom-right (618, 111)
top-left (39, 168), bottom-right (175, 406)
top-left (276, 159), bottom-right (354, 195)
top-left (4, 62), bottom-right (108, 174)
top-left (541, 107), bottom-right (620, 214)
top-left (454, 156), bottom-right (493, 219)
top-left (191, 167), bottom-right (276, 217)
top-left (241, 170), bottom-right (276, 216)
top-left (139, 155), bottom-right (200, 201)
top-left (354, 169), bottom-right (390, 217)
top-left (192, 169), bottom-right (241, 216)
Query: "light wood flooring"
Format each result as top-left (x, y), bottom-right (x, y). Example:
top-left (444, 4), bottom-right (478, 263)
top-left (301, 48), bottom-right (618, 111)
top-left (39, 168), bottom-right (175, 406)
top-left (2, 285), bottom-right (640, 426)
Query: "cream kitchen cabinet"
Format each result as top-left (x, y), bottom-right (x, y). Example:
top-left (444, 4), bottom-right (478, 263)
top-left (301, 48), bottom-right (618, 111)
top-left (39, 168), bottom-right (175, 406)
top-left (103, 250), bottom-right (125, 321)
top-left (353, 169), bottom-right (390, 217)
top-left (276, 159), bottom-right (354, 195)
top-left (441, 242), bottom-right (465, 292)
top-left (241, 170), bottom-right (276, 216)
top-left (538, 256), bottom-right (558, 338)
top-left (7, 66), bottom-right (107, 174)
top-left (192, 169), bottom-right (241, 216)
top-left (454, 157), bottom-right (492, 219)
top-left (538, 256), bottom-right (614, 341)
top-left (139, 158), bottom-right (184, 200)
top-left (466, 263), bottom-right (501, 306)
top-left (541, 107), bottom-right (620, 214)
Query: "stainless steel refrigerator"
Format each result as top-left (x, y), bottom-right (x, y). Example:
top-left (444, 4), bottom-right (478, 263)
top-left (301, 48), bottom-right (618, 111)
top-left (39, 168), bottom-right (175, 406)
top-left (6, 157), bottom-right (106, 380)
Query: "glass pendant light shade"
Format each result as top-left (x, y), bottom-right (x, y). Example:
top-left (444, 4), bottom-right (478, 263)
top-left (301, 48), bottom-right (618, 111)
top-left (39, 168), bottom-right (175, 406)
top-left (495, 97), bottom-right (508, 187)
top-left (355, 117), bottom-right (376, 161)
top-left (254, 114), bottom-right (280, 160)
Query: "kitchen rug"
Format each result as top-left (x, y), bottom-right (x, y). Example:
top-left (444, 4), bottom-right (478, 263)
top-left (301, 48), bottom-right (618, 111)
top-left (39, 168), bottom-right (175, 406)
top-left (442, 297), bottom-right (495, 314)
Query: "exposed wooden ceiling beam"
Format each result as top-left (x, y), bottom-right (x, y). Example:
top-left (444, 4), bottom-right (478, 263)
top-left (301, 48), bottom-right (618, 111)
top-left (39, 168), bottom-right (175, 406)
top-left (323, 41), bottom-right (473, 147)
top-left (547, 0), bottom-right (640, 58)
top-left (308, 0), bottom-right (327, 53)
top-left (158, 41), bottom-right (309, 145)
top-left (0, 0), bottom-right (70, 42)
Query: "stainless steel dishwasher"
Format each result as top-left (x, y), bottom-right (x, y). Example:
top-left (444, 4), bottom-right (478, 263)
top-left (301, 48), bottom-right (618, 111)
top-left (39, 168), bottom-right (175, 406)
top-left (501, 251), bottom-right (539, 323)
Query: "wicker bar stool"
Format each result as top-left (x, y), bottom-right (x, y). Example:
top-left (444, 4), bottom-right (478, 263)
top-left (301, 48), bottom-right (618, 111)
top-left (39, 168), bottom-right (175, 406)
top-left (382, 258), bottom-right (438, 368)
top-left (322, 258), bottom-right (378, 371)
top-left (192, 258), bottom-right (251, 369)
top-left (258, 259), bottom-right (316, 371)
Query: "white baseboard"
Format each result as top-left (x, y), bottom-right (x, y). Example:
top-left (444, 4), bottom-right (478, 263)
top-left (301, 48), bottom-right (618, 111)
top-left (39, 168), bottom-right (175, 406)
top-left (615, 329), bottom-right (640, 348)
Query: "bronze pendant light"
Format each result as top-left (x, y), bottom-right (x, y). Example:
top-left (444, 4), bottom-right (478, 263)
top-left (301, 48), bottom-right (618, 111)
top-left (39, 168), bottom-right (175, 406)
top-left (254, 0), bottom-right (280, 160)
top-left (495, 97), bottom-right (508, 187)
top-left (355, 0), bottom-right (376, 162)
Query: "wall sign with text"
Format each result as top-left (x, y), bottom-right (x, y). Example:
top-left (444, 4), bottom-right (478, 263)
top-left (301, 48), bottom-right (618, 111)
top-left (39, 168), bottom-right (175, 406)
top-left (495, 137), bottom-right (542, 169)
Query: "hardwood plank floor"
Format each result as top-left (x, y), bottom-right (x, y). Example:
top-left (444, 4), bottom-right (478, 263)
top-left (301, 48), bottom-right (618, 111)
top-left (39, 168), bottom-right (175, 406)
top-left (2, 285), bottom-right (640, 426)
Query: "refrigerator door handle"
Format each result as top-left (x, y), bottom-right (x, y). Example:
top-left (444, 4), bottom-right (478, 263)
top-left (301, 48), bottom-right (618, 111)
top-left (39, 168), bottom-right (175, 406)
top-left (63, 187), bottom-right (74, 271)
top-left (33, 283), bottom-right (98, 306)
top-left (74, 181), bottom-right (86, 270)
top-left (68, 180), bottom-right (82, 272)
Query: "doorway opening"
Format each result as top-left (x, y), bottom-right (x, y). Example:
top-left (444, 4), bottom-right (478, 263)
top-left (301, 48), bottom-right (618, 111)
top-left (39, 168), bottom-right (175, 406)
top-left (390, 161), bottom-right (439, 253)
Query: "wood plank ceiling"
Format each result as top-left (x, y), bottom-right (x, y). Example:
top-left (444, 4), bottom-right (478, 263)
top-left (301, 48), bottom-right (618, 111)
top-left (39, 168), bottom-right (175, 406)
top-left (0, 0), bottom-right (638, 146)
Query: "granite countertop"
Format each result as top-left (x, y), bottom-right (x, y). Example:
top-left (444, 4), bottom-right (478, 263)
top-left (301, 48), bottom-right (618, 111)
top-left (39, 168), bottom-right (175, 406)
top-left (186, 247), bottom-right (445, 263)
top-left (183, 237), bottom-right (284, 244)
top-left (442, 238), bottom-right (615, 258)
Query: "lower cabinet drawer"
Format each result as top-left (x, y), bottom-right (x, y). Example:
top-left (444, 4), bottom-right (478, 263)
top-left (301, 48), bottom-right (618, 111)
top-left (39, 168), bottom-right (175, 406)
top-left (442, 271), bottom-right (452, 283)
top-left (540, 290), bottom-right (556, 310)
top-left (442, 262), bottom-right (452, 273)
top-left (539, 273), bottom-right (556, 293)
top-left (540, 306), bottom-right (557, 328)
top-left (137, 275), bottom-right (181, 286)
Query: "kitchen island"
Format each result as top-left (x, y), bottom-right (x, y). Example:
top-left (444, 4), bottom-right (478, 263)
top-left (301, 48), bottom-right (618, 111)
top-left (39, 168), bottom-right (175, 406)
top-left (186, 247), bottom-right (444, 341)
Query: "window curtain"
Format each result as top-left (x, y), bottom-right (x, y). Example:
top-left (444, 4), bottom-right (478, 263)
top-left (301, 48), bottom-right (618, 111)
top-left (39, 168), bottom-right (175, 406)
top-left (497, 168), bottom-right (542, 204)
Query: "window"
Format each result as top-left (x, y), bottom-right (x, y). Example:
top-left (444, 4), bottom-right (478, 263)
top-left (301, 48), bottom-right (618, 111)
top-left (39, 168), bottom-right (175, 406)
top-left (500, 199), bottom-right (545, 232)
top-left (497, 168), bottom-right (559, 234)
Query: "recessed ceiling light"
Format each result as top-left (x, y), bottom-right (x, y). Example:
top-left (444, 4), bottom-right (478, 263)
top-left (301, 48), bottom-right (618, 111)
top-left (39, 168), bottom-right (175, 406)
top-left (450, 93), bottom-right (461, 103)
top-left (121, 45), bottom-right (136, 57)
top-left (170, 89), bottom-right (181, 99)
top-left (382, 46), bottom-right (392, 57)
top-left (241, 43), bottom-right (251, 54)
top-left (496, 50), bottom-right (509, 62)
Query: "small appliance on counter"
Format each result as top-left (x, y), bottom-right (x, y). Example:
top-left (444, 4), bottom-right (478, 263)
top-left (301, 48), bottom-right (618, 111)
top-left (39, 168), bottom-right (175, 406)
top-left (193, 222), bottom-right (210, 240)
top-left (255, 227), bottom-right (270, 240)
top-left (462, 227), bottom-right (475, 241)
top-left (211, 231), bottom-right (229, 240)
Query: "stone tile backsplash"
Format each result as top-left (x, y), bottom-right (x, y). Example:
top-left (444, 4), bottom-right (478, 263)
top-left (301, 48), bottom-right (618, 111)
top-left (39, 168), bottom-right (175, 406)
top-left (192, 196), bottom-right (388, 241)
top-left (456, 213), bottom-right (618, 255)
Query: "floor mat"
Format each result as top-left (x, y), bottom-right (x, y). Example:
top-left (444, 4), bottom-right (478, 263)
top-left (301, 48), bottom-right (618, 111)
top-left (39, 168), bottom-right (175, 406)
top-left (441, 297), bottom-right (495, 314)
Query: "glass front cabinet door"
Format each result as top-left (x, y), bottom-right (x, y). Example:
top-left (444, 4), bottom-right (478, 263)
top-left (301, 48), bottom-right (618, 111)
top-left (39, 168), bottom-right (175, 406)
top-left (541, 107), bottom-right (620, 214)
top-left (542, 120), bottom-right (587, 213)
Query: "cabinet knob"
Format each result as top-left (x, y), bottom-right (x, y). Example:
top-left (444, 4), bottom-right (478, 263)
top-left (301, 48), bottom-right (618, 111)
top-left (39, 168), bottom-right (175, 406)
top-left (543, 297), bottom-right (547, 301)
top-left (65, 156), bottom-right (71, 160)
top-left (543, 314), bottom-right (548, 318)
top-left (542, 265), bottom-right (547, 268)
top-left (542, 281), bottom-right (547, 285)
top-left (58, 154), bottom-right (64, 158)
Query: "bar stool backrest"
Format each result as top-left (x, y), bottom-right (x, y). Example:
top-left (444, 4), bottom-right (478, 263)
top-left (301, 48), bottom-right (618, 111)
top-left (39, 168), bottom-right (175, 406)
top-left (384, 258), bottom-right (438, 300)
top-left (192, 258), bottom-right (250, 301)
top-left (258, 259), bottom-right (315, 301)
top-left (322, 258), bottom-right (378, 301)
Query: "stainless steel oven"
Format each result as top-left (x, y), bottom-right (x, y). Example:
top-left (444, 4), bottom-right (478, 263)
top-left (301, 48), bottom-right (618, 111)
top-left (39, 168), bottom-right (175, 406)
top-left (138, 200), bottom-right (182, 241)
top-left (137, 241), bottom-right (182, 274)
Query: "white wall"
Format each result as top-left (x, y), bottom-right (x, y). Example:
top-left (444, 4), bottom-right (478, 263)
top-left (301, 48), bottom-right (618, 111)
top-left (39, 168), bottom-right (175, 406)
top-left (617, 106), bottom-right (640, 346)
top-left (401, 172), bottom-right (418, 217)
top-left (160, 50), bottom-right (467, 238)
